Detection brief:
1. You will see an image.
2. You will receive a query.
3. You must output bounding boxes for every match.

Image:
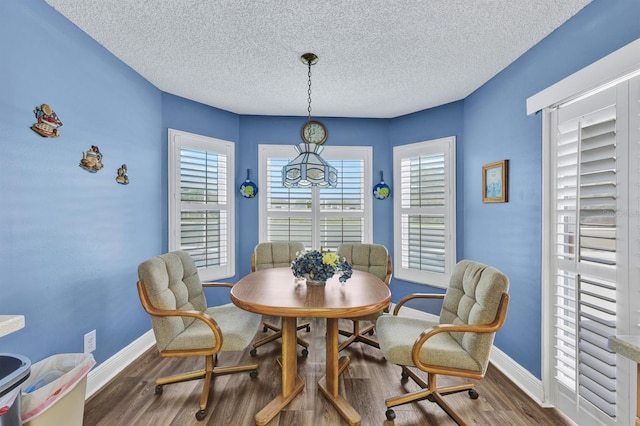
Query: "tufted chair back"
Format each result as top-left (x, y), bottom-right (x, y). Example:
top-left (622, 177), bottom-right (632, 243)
top-left (252, 241), bottom-right (305, 272)
top-left (439, 260), bottom-right (510, 370)
top-left (336, 243), bottom-right (391, 285)
top-left (138, 251), bottom-right (208, 351)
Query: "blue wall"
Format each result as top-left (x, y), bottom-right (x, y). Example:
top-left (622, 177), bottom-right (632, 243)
top-left (1, 0), bottom-right (163, 363)
top-left (460, 0), bottom-right (640, 378)
top-left (1, 0), bottom-right (638, 384)
top-left (236, 115), bottom-right (393, 279)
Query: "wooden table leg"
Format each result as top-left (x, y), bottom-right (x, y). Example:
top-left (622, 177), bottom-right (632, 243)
top-left (255, 317), bottom-right (304, 426)
top-left (318, 318), bottom-right (361, 426)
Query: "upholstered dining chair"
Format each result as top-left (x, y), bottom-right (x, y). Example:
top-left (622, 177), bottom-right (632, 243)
top-left (137, 251), bottom-right (261, 421)
top-left (250, 241), bottom-right (311, 356)
top-left (375, 260), bottom-right (510, 425)
top-left (336, 243), bottom-right (392, 351)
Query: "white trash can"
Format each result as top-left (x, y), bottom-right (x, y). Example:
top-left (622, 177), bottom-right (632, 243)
top-left (20, 353), bottom-right (95, 426)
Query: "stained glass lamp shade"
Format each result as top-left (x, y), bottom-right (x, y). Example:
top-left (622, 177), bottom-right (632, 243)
top-left (282, 143), bottom-right (337, 188)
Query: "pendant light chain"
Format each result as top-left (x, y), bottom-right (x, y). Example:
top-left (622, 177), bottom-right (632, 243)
top-left (282, 52), bottom-right (337, 188)
top-left (307, 59), bottom-right (312, 122)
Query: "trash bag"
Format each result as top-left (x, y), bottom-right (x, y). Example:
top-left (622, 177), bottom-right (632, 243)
top-left (20, 353), bottom-right (95, 423)
top-left (0, 386), bottom-right (21, 416)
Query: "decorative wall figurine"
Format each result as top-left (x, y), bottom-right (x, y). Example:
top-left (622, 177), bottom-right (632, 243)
top-left (31, 104), bottom-right (63, 137)
top-left (116, 164), bottom-right (129, 185)
top-left (79, 145), bottom-right (103, 173)
top-left (373, 171), bottom-right (391, 200)
top-left (240, 169), bottom-right (258, 198)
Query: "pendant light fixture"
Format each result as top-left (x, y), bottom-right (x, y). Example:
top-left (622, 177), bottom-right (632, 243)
top-left (282, 53), bottom-right (337, 188)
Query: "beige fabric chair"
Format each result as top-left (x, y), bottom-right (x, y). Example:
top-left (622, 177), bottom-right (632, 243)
top-left (336, 243), bottom-right (392, 351)
top-left (137, 251), bottom-right (261, 421)
top-left (376, 260), bottom-right (510, 425)
top-left (250, 241), bottom-right (311, 356)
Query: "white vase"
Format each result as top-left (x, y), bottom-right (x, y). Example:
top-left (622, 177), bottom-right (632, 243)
top-left (305, 277), bottom-right (326, 286)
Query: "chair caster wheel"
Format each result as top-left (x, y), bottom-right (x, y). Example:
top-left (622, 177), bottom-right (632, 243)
top-left (401, 371), bottom-right (409, 380)
top-left (301, 348), bottom-right (309, 357)
top-left (368, 329), bottom-right (374, 336)
top-left (469, 389), bottom-right (479, 399)
top-left (250, 369), bottom-right (259, 379)
top-left (195, 409), bottom-right (207, 421)
top-left (306, 326), bottom-right (311, 332)
top-left (385, 408), bottom-right (396, 420)
top-left (250, 348), bottom-right (257, 357)
top-left (263, 326), bottom-right (268, 332)
top-left (155, 385), bottom-right (163, 395)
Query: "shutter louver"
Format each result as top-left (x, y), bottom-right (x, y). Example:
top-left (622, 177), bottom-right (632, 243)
top-left (320, 159), bottom-right (365, 250)
top-left (400, 153), bottom-right (446, 273)
top-left (552, 92), bottom-right (618, 420)
top-left (265, 157), bottom-right (313, 245)
top-left (578, 119), bottom-right (617, 266)
top-left (320, 217), bottom-right (363, 251)
top-left (179, 148), bottom-right (228, 269)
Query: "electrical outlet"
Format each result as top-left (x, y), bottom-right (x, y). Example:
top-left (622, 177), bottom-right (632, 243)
top-left (84, 330), bottom-right (96, 353)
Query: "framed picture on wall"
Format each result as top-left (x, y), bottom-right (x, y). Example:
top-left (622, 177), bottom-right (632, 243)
top-left (482, 159), bottom-right (508, 203)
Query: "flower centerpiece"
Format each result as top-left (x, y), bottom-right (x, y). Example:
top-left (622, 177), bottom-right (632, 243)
top-left (291, 248), bottom-right (352, 285)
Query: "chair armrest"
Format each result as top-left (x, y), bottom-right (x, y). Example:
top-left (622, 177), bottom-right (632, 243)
top-left (393, 293), bottom-right (445, 315)
top-left (411, 293), bottom-right (510, 371)
top-left (202, 282), bottom-right (234, 289)
top-left (137, 281), bottom-right (224, 352)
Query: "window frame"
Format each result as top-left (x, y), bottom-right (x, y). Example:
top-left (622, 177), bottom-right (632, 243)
top-left (168, 128), bottom-right (235, 281)
top-left (392, 136), bottom-right (457, 288)
top-left (257, 144), bottom-right (372, 249)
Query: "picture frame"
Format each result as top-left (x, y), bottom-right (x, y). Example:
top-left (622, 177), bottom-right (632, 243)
top-left (482, 159), bottom-right (508, 203)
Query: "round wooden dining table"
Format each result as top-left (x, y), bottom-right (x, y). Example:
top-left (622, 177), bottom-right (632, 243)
top-left (231, 267), bottom-right (391, 426)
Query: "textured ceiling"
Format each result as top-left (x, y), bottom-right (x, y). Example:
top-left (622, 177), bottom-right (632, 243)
top-left (45, 0), bottom-right (591, 118)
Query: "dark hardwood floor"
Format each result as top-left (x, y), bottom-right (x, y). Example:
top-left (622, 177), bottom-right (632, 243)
top-left (83, 317), bottom-right (574, 425)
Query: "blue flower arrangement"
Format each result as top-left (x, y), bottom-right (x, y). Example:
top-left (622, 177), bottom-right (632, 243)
top-left (291, 249), bottom-right (353, 283)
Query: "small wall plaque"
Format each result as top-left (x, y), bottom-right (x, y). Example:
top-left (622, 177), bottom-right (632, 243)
top-left (482, 160), bottom-right (508, 203)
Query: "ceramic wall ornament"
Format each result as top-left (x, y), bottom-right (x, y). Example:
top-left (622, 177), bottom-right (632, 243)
top-left (240, 169), bottom-right (258, 198)
top-left (116, 164), bottom-right (129, 185)
top-left (31, 104), bottom-right (63, 137)
top-left (373, 171), bottom-right (391, 200)
top-left (79, 145), bottom-right (103, 173)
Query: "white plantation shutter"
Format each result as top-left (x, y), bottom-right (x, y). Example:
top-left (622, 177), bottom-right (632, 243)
top-left (265, 156), bottom-right (313, 246)
top-left (532, 44), bottom-right (640, 425)
top-left (629, 76), bottom-right (640, 357)
top-left (169, 129), bottom-right (235, 281)
top-left (547, 78), bottom-right (640, 424)
top-left (393, 137), bottom-right (456, 288)
top-left (319, 159), bottom-right (366, 250)
top-left (259, 145), bottom-right (371, 250)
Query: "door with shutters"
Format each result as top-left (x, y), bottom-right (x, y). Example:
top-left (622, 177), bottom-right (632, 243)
top-left (545, 76), bottom-right (638, 425)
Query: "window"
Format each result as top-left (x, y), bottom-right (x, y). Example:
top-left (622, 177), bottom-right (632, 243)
top-left (258, 144), bottom-right (372, 250)
top-left (168, 129), bottom-right (235, 281)
top-left (393, 137), bottom-right (456, 288)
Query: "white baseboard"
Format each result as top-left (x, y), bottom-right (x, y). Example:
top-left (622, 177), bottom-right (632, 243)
top-left (84, 310), bottom-right (550, 408)
top-left (85, 329), bottom-right (156, 399)
top-left (489, 345), bottom-right (551, 407)
top-left (396, 305), bottom-right (550, 407)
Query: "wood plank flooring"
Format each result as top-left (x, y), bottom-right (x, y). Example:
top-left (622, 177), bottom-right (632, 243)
top-left (83, 317), bottom-right (574, 426)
